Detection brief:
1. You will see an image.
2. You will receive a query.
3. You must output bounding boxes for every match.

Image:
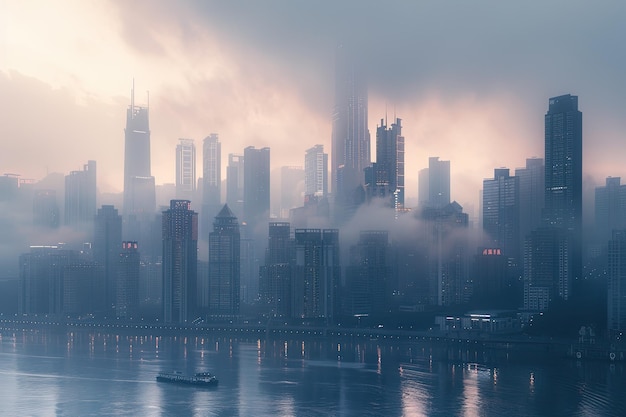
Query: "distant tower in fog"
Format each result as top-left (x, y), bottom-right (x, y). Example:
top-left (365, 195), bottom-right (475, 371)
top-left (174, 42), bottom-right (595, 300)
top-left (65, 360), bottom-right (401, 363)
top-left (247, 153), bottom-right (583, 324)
top-left (243, 146), bottom-right (270, 229)
top-left (366, 118), bottom-right (405, 210)
top-left (332, 44), bottom-right (370, 222)
top-left (123, 82), bottom-right (155, 217)
top-left (162, 200), bottom-right (198, 323)
top-left (305, 144), bottom-right (328, 199)
top-left (515, 158), bottom-right (544, 244)
top-left (280, 166), bottom-right (304, 218)
top-left (482, 168), bottom-right (520, 264)
top-left (64, 160), bottom-right (96, 231)
top-left (595, 177), bottom-right (626, 245)
top-left (226, 153), bottom-right (244, 219)
top-left (201, 134), bottom-right (221, 239)
top-left (176, 138), bottom-right (196, 201)
top-left (428, 157), bottom-right (450, 209)
top-left (33, 190), bottom-right (60, 228)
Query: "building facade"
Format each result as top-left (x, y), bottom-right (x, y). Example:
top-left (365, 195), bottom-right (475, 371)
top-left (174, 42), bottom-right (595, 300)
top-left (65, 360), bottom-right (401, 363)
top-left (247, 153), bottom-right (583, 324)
top-left (123, 84), bottom-right (155, 218)
top-left (208, 204), bottom-right (240, 316)
top-left (162, 200), bottom-right (198, 323)
top-left (176, 138), bottom-right (196, 201)
top-left (64, 160), bottom-right (96, 231)
top-left (201, 134), bottom-right (221, 239)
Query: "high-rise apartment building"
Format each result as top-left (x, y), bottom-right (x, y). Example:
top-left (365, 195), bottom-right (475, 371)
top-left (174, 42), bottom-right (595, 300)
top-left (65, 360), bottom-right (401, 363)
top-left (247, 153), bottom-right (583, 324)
top-left (94, 205), bottom-right (122, 313)
top-left (117, 241), bottom-right (140, 319)
top-left (428, 157), bottom-right (450, 209)
top-left (19, 246), bottom-right (103, 316)
top-left (226, 153), bottom-right (244, 219)
top-left (524, 94), bottom-right (582, 311)
top-left (331, 45), bottom-right (370, 222)
top-left (515, 158), bottom-right (544, 244)
top-left (608, 230), bottom-right (626, 334)
top-left (123, 84), bottom-right (155, 218)
top-left (64, 160), bottom-right (96, 231)
top-left (305, 145), bottom-right (328, 199)
top-left (162, 200), bottom-right (198, 323)
top-left (208, 204), bottom-right (240, 316)
top-left (595, 177), bottom-right (626, 245)
top-left (482, 168), bottom-right (520, 263)
top-left (201, 134), bottom-right (221, 239)
top-left (345, 231), bottom-right (391, 316)
top-left (243, 146), bottom-right (270, 230)
top-left (292, 229), bottom-right (340, 321)
top-left (259, 222), bottom-right (294, 317)
top-left (176, 139), bottom-right (196, 201)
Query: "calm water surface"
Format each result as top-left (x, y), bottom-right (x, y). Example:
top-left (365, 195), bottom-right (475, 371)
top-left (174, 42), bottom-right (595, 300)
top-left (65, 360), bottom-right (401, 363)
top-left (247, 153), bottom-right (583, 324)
top-left (0, 329), bottom-right (625, 416)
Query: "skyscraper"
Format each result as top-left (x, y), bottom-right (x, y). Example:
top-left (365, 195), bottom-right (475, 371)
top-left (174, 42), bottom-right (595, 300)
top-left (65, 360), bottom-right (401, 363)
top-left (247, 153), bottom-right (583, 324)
top-left (117, 241), bottom-right (140, 319)
top-left (259, 222), bottom-right (293, 317)
top-left (595, 177), bottom-right (626, 245)
top-left (201, 134), bottom-right (221, 239)
top-left (331, 45), bottom-right (370, 222)
top-left (176, 139), bottom-right (196, 201)
top-left (345, 230), bottom-right (391, 316)
top-left (608, 230), bottom-right (626, 334)
top-left (280, 166), bottom-right (304, 218)
top-left (515, 157), bottom-right (544, 245)
top-left (544, 94), bottom-right (583, 297)
top-left (123, 83), bottom-right (155, 218)
top-left (64, 160), bottom-right (96, 231)
top-left (428, 157), bottom-right (450, 209)
top-left (94, 205), bottom-right (122, 314)
top-left (243, 146), bottom-right (270, 230)
top-left (226, 153), bottom-right (244, 219)
top-left (305, 144), bottom-right (328, 199)
top-left (366, 118), bottom-right (405, 210)
top-left (544, 94), bottom-right (582, 234)
top-left (292, 228), bottom-right (340, 321)
top-left (482, 168), bottom-right (520, 263)
top-left (524, 95), bottom-right (582, 310)
top-left (208, 204), bottom-right (240, 316)
top-left (162, 200), bottom-right (198, 323)
top-left (33, 189), bottom-right (60, 229)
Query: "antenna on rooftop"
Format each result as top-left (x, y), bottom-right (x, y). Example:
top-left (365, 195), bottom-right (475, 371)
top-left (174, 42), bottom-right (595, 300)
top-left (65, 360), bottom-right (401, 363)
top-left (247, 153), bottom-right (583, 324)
top-left (131, 78), bottom-right (135, 113)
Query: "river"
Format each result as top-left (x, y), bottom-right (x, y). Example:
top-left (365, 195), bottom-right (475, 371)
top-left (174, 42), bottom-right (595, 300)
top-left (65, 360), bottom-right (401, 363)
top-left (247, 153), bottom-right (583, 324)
top-left (0, 328), bottom-right (624, 416)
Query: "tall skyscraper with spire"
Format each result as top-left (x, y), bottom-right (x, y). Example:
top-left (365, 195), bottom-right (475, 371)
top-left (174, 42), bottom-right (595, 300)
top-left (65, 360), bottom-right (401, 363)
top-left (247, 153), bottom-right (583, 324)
top-left (331, 44), bottom-right (370, 222)
top-left (123, 81), bottom-right (155, 218)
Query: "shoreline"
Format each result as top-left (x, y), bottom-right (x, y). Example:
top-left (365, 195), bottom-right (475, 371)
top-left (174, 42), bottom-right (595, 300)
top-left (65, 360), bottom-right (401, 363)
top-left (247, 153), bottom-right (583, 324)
top-left (2, 317), bottom-right (624, 363)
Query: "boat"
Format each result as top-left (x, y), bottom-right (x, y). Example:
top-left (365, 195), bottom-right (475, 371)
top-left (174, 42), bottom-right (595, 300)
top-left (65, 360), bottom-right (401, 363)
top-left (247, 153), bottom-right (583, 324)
top-left (156, 371), bottom-right (219, 387)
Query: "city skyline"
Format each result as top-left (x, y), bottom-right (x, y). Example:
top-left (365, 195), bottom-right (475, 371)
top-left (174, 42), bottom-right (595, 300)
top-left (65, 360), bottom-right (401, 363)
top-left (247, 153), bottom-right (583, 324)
top-left (2, 1), bottom-right (626, 213)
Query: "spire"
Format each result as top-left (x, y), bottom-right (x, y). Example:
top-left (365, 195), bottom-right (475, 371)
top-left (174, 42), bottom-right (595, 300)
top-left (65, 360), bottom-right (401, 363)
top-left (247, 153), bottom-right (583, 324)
top-left (216, 203), bottom-right (236, 219)
top-left (131, 78), bottom-right (135, 114)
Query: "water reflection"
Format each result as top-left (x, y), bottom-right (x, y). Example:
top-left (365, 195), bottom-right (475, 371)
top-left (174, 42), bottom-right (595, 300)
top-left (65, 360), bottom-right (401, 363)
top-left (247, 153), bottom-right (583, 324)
top-left (1, 329), bottom-right (626, 416)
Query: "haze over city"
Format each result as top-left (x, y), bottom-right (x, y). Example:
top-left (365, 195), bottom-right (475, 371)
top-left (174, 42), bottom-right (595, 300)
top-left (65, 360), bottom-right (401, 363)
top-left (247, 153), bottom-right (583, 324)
top-left (2, 0), bottom-right (626, 210)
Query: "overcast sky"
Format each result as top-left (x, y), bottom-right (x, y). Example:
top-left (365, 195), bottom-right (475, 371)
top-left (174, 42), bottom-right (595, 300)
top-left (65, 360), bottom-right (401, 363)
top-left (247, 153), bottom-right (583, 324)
top-left (2, 0), bottom-right (626, 213)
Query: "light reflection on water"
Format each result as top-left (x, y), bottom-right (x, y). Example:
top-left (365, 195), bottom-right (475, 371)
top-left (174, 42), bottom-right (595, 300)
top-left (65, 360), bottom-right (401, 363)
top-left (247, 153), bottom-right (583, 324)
top-left (0, 329), bottom-right (625, 416)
